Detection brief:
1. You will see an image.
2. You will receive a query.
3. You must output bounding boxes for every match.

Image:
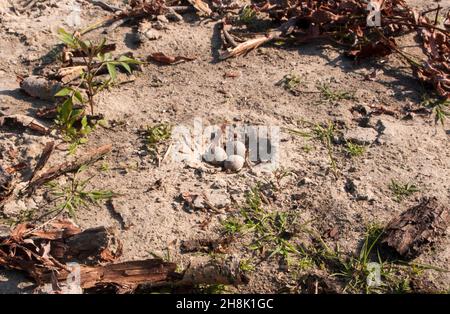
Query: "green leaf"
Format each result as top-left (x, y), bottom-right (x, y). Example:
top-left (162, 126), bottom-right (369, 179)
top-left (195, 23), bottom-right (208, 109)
top-left (60, 98), bottom-right (73, 122)
top-left (119, 62), bottom-right (131, 74)
top-left (95, 38), bottom-right (107, 55)
top-left (81, 115), bottom-right (88, 127)
top-left (103, 52), bottom-right (113, 61)
top-left (78, 40), bottom-right (90, 54)
top-left (118, 55), bottom-right (141, 64)
top-left (71, 108), bottom-right (84, 122)
top-left (57, 28), bottom-right (77, 48)
top-left (73, 91), bottom-right (83, 103)
top-left (106, 62), bottom-right (117, 81)
top-left (55, 87), bottom-right (72, 97)
top-left (97, 53), bottom-right (105, 62)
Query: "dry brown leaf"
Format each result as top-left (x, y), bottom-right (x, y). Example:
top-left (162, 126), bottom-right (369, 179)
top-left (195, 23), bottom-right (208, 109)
top-left (147, 52), bottom-right (196, 64)
top-left (188, 0), bottom-right (212, 17)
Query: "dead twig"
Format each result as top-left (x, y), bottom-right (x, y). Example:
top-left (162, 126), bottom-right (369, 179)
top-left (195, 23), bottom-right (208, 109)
top-left (29, 141), bottom-right (55, 182)
top-left (25, 144), bottom-right (112, 194)
top-left (87, 0), bottom-right (122, 13)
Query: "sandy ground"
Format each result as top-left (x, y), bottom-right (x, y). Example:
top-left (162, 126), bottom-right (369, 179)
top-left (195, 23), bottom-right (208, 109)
top-left (0, 0), bottom-right (449, 293)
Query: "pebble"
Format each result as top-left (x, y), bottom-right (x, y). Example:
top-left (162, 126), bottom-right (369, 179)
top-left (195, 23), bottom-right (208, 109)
top-left (344, 127), bottom-right (378, 145)
top-left (156, 15), bottom-right (169, 24)
top-left (212, 179), bottom-right (228, 189)
top-left (207, 190), bottom-right (231, 209)
top-left (299, 177), bottom-right (314, 186)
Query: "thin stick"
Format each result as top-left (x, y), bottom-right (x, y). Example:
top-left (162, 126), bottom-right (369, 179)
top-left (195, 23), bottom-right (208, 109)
top-left (87, 0), bottom-right (121, 13)
top-left (25, 144), bottom-right (112, 194)
top-left (221, 22), bottom-right (238, 48)
top-left (29, 141), bottom-right (55, 182)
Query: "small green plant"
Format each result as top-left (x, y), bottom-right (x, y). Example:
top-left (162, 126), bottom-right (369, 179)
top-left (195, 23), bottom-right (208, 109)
top-left (421, 94), bottom-right (449, 125)
top-left (277, 74), bottom-right (302, 94)
top-left (301, 144), bottom-right (314, 153)
top-left (239, 5), bottom-right (257, 24)
top-left (149, 247), bottom-right (173, 263)
top-left (46, 165), bottom-right (115, 218)
top-left (434, 103), bottom-right (450, 125)
top-left (100, 162), bottom-right (110, 172)
top-left (317, 83), bottom-right (355, 102)
top-left (272, 167), bottom-right (292, 190)
top-left (222, 217), bottom-right (243, 235)
top-left (146, 123), bottom-right (172, 164)
top-left (239, 259), bottom-right (255, 272)
top-left (297, 256), bottom-right (315, 271)
top-left (55, 29), bottom-right (139, 151)
top-left (313, 122), bottom-right (338, 175)
top-left (199, 284), bottom-right (228, 294)
top-left (389, 179), bottom-right (419, 202)
top-left (326, 223), bottom-right (385, 293)
top-left (345, 142), bottom-right (366, 157)
top-left (147, 123), bottom-right (172, 145)
top-left (58, 28), bottom-right (140, 115)
top-left (54, 87), bottom-right (92, 153)
top-left (237, 187), bottom-right (301, 265)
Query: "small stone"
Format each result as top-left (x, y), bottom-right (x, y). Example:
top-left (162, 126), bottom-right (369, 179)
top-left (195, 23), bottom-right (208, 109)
top-left (299, 177), bottom-right (314, 186)
top-left (166, 12), bottom-right (183, 22)
top-left (207, 190), bottom-right (231, 209)
top-left (0, 225), bottom-right (10, 237)
top-left (344, 127), bottom-right (378, 145)
top-left (402, 112), bottom-right (415, 120)
top-left (156, 15), bottom-right (169, 23)
top-left (212, 179), bottom-right (227, 189)
top-left (2, 199), bottom-right (27, 217)
top-left (224, 155), bottom-right (245, 172)
top-left (344, 178), bottom-right (376, 202)
top-left (144, 29), bottom-right (162, 40)
top-left (291, 193), bottom-right (304, 201)
top-left (192, 196), bottom-right (205, 209)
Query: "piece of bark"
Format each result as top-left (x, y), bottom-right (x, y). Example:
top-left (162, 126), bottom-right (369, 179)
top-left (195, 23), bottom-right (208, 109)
top-left (26, 144), bottom-right (112, 193)
top-left (221, 22), bottom-right (238, 48)
top-left (50, 226), bottom-right (122, 263)
top-left (29, 141), bottom-right (54, 182)
top-left (20, 76), bottom-right (62, 101)
top-left (299, 271), bottom-right (341, 294)
top-left (44, 259), bottom-right (177, 290)
top-left (0, 114), bottom-right (49, 134)
top-left (178, 256), bottom-right (249, 286)
top-left (36, 106), bottom-right (59, 119)
top-left (27, 220), bottom-right (82, 240)
top-left (180, 236), bottom-right (233, 253)
top-left (2, 220), bottom-right (110, 254)
top-left (56, 66), bottom-right (85, 84)
top-left (381, 197), bottom-right (450, 259)
top-left (89, 0), bottom-right (122, 13)
top-left (0, 221), bottom-right (122, 283)
top-left (0, 166), bottom-right (13, 205)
